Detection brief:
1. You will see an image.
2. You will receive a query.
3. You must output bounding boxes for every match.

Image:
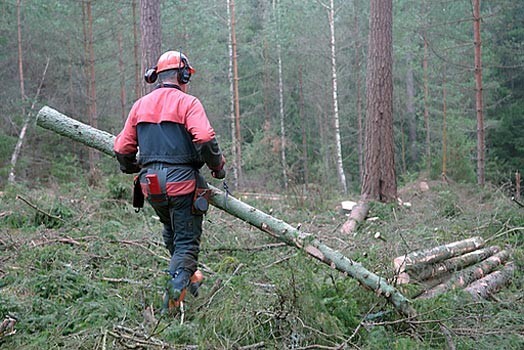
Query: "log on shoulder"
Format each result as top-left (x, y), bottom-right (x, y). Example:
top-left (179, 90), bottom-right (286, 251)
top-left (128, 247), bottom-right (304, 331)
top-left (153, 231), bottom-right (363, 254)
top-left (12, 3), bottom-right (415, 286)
top-left (36, 106), bottom-right (416, 317)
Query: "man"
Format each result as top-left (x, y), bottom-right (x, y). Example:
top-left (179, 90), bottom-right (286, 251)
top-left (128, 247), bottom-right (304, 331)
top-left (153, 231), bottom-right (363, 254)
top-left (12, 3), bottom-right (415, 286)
top-left (114, 50), bottom-right (226, 308)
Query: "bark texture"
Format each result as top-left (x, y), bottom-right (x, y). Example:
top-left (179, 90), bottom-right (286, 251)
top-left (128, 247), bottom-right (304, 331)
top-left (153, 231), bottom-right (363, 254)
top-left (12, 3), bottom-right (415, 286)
top-left (418, 250), bottom-right (509, 299)
top-left (36, 106), bottom-right (416, 317)
top-left (362, 0), bottom-right (396, 203)
top-left (465, 262), bottom-right (515, 300)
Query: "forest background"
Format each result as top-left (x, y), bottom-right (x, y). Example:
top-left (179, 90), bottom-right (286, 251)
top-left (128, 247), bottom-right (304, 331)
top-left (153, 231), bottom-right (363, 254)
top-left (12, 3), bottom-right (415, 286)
top-left (0, 0), bottom-right (523, 349)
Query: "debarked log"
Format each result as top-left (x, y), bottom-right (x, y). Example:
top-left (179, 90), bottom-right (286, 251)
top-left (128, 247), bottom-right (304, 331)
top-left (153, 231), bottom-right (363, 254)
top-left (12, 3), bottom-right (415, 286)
top-left (464, 262), bottom-right (515, 300)
top-left (417, 250), bottom-right (509, 299)
top-left (36, 106), bottom-right (416, 317)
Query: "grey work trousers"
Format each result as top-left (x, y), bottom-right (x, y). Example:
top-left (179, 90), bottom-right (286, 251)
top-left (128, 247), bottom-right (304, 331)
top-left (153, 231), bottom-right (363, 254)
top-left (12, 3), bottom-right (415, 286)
top-left (148, 193), bottom-right (203, 276)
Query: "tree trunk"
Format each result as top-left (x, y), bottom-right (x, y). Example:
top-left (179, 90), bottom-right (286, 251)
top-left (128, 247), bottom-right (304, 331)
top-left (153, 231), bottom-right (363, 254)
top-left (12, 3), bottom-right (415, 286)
top-left (7, 0), bottom-right (26, 184)
top-left (229, 0), bottom-right (242, 189)
top-left (353, 2), bottom-right (364, 183)
top-left (328, 0), bottom-right (347, 194)
top-left (465, 262), bottom-right (515, 300)
top-left (442, 63), bottom-right (447, 177)
top-left (422, 32), bottom-right (431, 172)
top-left (273, 0), bottom-right (288, 190)
top-left (473, 0), bottom-right (485, 186)
top-left (140, 0), bottom-right (161, 95)
top-left (85, 0), bottom-right (100, 178)
top-left (132, 0), bottom-right (141, 101)
top-left (226, 0), bottom-right (238, 189)
top-left (117, 5), bottom-right (127, 123)
top-left (418, 250), bottom-right (509, 299)
top-left (35, 106), bottom-right (416, 318)
top-left (362, 0), bottom-right (396, 203)
top-left (405, 51), bottom-right (417, 165)
top-left (298, 65), bottom-right (308, 189)
top-left (340, 200), bottom-right (370, 235)
top-left (403, 246), bottom-right (500, 284)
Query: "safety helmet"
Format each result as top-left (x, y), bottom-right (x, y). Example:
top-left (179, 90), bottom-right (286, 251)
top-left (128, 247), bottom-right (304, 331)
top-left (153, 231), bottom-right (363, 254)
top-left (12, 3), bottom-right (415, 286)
top-left (156, 50), bottom-right (195, 74)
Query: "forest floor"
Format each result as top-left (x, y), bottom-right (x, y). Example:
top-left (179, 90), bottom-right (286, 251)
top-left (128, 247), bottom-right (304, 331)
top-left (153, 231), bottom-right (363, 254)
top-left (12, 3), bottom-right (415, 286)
top-left (0, 175), bottom-right (523, 349)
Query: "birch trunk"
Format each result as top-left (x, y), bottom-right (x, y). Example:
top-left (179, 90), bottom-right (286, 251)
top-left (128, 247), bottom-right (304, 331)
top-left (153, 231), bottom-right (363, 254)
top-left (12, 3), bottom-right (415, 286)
top-left (273, 0), bottom-right (288, 190)
top-left (226, 0), bottom-right (239, 189)
top-left (36, 106), bottom-right (416, 317)
top-left (328, 0), bottom-right (347, 194)
top-left (7, 0), bottom-right (26, 184)
top-left (229, 0), bottom-right (243, 189)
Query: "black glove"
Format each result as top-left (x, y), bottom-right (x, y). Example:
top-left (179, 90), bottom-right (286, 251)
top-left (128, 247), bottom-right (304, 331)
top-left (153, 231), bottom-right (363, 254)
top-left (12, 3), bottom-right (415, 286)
top-left (211, 168), bottom-right (226, 179)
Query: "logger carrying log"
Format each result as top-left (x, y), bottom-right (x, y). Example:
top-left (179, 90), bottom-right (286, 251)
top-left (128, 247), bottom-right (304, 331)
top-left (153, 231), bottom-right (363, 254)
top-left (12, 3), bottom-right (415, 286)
top-left (36, 105), bottom-right (416, 317)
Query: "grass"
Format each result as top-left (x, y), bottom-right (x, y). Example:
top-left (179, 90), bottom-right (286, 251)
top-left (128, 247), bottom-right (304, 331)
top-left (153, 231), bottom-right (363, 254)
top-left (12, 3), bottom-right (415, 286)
top-left (0, 176), bottom-right (523, 349)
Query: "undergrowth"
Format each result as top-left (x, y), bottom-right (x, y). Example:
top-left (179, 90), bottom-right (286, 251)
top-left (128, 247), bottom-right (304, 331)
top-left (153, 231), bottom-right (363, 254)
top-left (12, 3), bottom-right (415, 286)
top-left (0, 176), bottom-right (522, 349)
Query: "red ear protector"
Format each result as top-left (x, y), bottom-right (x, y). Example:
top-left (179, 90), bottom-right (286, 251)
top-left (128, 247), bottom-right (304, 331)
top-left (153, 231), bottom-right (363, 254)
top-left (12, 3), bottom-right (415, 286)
top-left (144, 66), bottom-right (158, 84)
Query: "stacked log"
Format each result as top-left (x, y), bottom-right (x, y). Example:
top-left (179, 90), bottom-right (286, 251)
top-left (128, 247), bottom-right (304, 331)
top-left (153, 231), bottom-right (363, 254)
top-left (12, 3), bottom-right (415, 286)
top-left (393, 237), bottom-right (515, 300)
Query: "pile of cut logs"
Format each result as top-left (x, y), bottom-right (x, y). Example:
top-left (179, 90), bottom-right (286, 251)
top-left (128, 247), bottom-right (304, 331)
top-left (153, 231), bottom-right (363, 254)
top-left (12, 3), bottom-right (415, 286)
top-left (393, 237), bottom-right (515, 300)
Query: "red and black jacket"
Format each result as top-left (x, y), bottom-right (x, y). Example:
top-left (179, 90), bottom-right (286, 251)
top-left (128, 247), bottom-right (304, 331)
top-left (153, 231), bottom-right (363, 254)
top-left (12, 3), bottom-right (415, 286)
top-left (114, 86), bottom-right (225, 196)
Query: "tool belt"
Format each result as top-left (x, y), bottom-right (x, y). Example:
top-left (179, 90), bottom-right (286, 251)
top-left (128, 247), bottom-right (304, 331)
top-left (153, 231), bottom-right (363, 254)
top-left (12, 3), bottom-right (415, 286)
top-left (192, 172), bottom-right (210, 215)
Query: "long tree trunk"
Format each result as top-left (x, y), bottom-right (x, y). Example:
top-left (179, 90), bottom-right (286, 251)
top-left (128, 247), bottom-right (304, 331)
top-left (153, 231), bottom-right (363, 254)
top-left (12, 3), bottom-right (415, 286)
top-left (473, 0), bottom-right (485, 186)
top-left (229, 0), bottom-right (242, 189)
top-left (7, 0), bottom-right (26, 184)
top-left (36, 106), bottom-right (416, 318)
top-left (361, 0), bottom-right (396, 202)
top-left (328, 0), bottom-right (347, 194)
top-left (85, 0), bottom-right (100, 178)
top-left (405, 51), bottom-right (417, 165)
top-left (117, 5), bottom-right (127, 123)
top-left (422, 31), bottom-right (431, 172)
top-left (140, 0), bottom-right (161, 95)
top-left (442, 63), bottom-right (447, 177)
top-left (132, 0), bottom-right (141, 101)
top-left (226, 0), bottom-right (237, 189)
top-left (298, 65), bottom-right (308, 189)
top-left (273, 0), bottom-right (288, 190)
top-left (353, 3), bottom-right (364, 183)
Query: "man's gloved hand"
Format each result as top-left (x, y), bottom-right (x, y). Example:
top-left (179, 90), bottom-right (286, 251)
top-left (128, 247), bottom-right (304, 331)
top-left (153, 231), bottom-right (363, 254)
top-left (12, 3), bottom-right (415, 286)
top-left (211, 168), bottom-right (226, 179)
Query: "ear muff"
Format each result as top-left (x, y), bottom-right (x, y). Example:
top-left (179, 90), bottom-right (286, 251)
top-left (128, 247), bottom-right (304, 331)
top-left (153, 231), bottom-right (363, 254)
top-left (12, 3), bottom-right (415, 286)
top-left (144, 66), bottom-right (158, 84)
top-left (177, 56), bottom-right (191, 85)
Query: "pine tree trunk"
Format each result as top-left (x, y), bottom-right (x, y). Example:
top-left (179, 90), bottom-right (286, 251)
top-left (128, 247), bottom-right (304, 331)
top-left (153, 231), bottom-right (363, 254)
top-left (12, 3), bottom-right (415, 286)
top-left (229, 0), bottom-right (243, 188)
top-left (405, 51), bottom-right (417, 164)
top-left (117, 5), bottom-right (127, 123)
top-left (473, 0), bottom-right (485, 186)
top-left (7, 0), bottom-right (26, 184)
top-left (422, 30), bottom-right (431, 172)
top-left (442, 64), bottom-right (447, 177)
top-left (86, 0), bottom-right (100, 177)
top-left (132, 0), bottom-right (141, 101)
top-left (140, 0), bottom-right (161, 95)
top-left (362, 0), bottom-right (396, 202)
top-left (298, 66), bottom-right (308, 189)
top-left (353, 2), bottom-right (364, 183)
top-left (35, 106), bottom-right (416, 317)
top-left (328, 0), bottom-right (347, 195)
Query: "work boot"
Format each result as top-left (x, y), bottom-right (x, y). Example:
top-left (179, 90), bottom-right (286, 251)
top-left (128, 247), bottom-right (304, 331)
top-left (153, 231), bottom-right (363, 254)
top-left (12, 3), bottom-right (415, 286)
top-left (187, 270), bottom-right (204, 297)
top-left (162, 269), bottom-right (192, 311)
